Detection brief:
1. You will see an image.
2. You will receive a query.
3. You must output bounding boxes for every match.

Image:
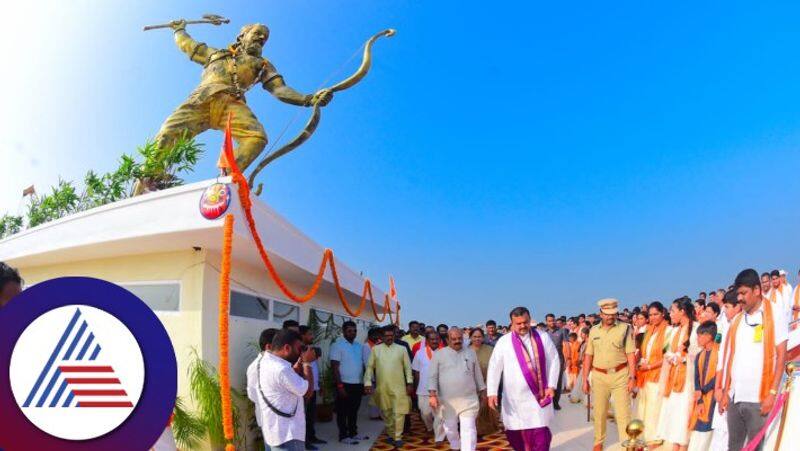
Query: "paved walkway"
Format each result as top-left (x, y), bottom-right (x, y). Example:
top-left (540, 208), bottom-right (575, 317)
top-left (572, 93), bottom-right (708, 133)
top-left (314, 397), bottom-right (627, 450)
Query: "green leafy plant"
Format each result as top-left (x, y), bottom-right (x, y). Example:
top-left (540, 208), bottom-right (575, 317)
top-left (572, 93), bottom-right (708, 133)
top-left (0, 214), bottom-right (23, 239)
top-left (134, 133), bottom-right (204, 192)
top-left (172, 396), bottom-right (206, 450)
top-left (187, 349), bottom-right (244, 449)
top-left (319, 361), bottom-right (336, 405)
top-left (26, 179), bottom-right (80, 228)
top-left (0, 135), bottom-right (203, 238)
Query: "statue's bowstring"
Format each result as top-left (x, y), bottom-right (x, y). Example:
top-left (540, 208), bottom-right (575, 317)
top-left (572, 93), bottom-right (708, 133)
top-left (247, 29), bottom-right (396, 195)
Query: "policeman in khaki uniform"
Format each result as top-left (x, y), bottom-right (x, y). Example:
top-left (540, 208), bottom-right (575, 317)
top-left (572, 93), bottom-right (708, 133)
top-left (582, 298), bottom-right (637, 450)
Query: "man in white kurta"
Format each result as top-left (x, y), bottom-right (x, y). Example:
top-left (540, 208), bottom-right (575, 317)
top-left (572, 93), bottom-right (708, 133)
top-left (411, 330), bottom-right (445, 442)
top-left (768, 270), bottom-right (792, 318)
top-left (247, 328), bottom-right (278, 431)
top-left (487, 307), bottom-right (560, 451)
top-left (429, 328), bottom-right (486, 450)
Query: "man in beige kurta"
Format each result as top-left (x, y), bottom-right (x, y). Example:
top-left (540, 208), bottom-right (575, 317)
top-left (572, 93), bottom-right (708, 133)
top-left (429, 328), bottom-right (486, 450)
top-left (364, 326), bottom-right (413, 447)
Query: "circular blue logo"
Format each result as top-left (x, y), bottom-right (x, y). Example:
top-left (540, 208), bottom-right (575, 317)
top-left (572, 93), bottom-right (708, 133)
top-left (0, 277), bottom-right (177, 450)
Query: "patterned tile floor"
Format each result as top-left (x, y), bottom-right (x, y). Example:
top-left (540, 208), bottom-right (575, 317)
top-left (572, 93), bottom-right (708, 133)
top-left (317, 396), bottom-right (616, 450)
top-left (369, 412), bottom-right (510, 450)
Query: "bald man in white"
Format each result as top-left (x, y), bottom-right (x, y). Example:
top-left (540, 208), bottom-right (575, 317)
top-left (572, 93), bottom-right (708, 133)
top-left (428, 327), bottom-right (486, 450)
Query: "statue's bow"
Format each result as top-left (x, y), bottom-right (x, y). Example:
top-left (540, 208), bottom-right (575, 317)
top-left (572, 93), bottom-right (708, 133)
top-left (248, 29), bottom-right (396, 193)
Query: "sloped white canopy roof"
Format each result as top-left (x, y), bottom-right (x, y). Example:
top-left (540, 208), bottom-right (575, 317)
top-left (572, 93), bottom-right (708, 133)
top-left (0, 178), bottom-right (388, 312)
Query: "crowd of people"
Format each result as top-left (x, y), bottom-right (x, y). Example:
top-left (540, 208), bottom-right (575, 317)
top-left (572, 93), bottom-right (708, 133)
top-left (2, 260), bottom-right (797, 451)
top-left (246, 267), bottom-right (798, 451)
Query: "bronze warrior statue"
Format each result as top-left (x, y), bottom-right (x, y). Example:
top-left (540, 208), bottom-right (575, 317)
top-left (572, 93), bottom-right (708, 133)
top-left (146, 20), bottom-right (333, 192)
top-left (140, 15), bottom-right (394, 195)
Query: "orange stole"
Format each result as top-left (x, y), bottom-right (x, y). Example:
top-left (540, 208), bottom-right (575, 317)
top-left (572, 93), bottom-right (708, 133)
top-left (793, 288), bottom-right (800, 325)
top-left (688, 344), bottom-right (718, 430)
top-left (722, 300), bottom-right (776, 404)
top-left (637, 323), bottom-right (667, 388)
top-left (663, 324), bottom-right (689, 397)
top-left (568, 341), bottom-right (580, 374)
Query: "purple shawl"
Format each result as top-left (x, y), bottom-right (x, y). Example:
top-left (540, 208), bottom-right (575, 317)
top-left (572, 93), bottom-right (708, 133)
top-left (511, 330), bottom-right (552, 407)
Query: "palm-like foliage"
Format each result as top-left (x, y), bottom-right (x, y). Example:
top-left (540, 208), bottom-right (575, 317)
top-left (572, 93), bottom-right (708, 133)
top-left (2, 136), bottom-right (203, 236)
top-left (187, 349), bottom-right (243, 448)
top-left (135, 133), bottom-right (203, 191)
top-left (172, 396), bottom-right (206, 450)
top-left (27, 179), bottom-right (80, 227)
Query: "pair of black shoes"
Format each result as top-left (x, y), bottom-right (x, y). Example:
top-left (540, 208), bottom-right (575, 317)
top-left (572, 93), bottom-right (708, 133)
top-left (304, 437), bottom-right (327, 450)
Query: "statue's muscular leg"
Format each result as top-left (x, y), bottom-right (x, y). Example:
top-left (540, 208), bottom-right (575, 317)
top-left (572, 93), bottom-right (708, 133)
top-left (154, 100), bottom-right (210, 152)
top-left (133, 99), bottom-right (211, 195)
top-left (212, 97), bottom-right (268, 172)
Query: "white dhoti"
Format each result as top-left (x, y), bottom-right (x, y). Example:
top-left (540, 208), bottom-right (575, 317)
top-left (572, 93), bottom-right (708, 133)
top-left (418, 394), bottom-right (445, 442)
top-left (442, 408), bottom-right (478, 451)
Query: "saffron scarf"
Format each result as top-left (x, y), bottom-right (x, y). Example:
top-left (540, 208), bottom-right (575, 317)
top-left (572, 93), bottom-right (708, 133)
top-left (793, 287), bottom-right (800, 326)
top-left (511, 330), bottom-right (552, 407)
top-left (568, 341), bottom-right (580, 374)
top-left (637, 322), bottom-right (667, 388)
top-left (663, 323), bottom-right (689, 397)
top-left (722, 299), bottom-right (776, 404)
top-left (688, 344), bottom-right (718, 430)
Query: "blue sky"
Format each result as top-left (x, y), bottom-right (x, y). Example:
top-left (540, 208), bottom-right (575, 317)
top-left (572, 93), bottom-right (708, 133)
top-left (2, 1), bottom-right (799, 326)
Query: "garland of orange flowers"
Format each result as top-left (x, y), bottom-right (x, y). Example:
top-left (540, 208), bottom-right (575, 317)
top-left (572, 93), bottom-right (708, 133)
top-left (218, 213), bottom-right (235, 451)
top-left (227, 168), bottom-right (399, 324)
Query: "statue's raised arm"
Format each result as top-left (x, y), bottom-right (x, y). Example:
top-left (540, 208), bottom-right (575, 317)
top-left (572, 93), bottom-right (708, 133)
top-left (170, 20), bottom-right (218, 65)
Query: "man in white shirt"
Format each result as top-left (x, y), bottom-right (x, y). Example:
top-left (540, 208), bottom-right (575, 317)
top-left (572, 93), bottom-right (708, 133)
top-left (767, 269), bottom-right (791, 317)
top-left (428, 328), bottom-right (486, 450)
top-left (247, 328), bottom-right (279, 431)
top-left (761, 272), bottom-right (772, 301)
top-left (487, 307), bottom-right (560, 451)
top-left (779, 269), bottom-right (793, 297)
top-left (258, 329), bottom-right (318, 451)
top-left (718, 269), bottom-right (788, 451)
top-left (411, 330), bottom-right (444, 442)
top-left (330, 320), bottom-right (369, 445)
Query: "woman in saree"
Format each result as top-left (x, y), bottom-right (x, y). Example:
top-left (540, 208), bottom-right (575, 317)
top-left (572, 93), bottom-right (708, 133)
top-left (656, 298), bottom-right (700, 451)
top-left (469, 327), bottom-right (501, 437)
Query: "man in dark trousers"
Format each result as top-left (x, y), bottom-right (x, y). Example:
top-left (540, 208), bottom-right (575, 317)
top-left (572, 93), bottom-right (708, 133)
top-left (330, 321), bottom-right (369, 445)
top-left (545, 313), bottom-right (568, 410)
top-left (299, 326), bottom-right (326, 449)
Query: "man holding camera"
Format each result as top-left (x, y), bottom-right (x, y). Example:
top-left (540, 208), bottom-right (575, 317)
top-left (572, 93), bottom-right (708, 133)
top-left (258, 329), bottom-right (319, 451)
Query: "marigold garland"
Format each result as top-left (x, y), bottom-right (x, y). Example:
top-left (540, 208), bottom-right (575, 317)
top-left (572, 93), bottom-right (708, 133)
top-left (218, 213), bottom-right (235, 449)
top-left (227, 169), bottom-right (399, 324)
